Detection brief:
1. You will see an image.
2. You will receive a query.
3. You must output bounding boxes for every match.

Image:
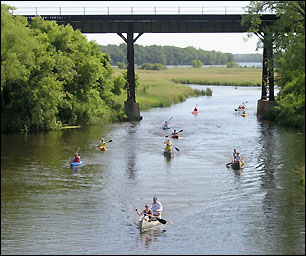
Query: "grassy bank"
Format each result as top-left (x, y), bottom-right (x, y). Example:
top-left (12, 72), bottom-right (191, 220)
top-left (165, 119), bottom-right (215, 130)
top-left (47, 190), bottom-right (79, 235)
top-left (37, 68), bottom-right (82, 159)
top-left (168, 67), bottom-right (261, 86)
top-left (113, 67), bottom-right (262, 111)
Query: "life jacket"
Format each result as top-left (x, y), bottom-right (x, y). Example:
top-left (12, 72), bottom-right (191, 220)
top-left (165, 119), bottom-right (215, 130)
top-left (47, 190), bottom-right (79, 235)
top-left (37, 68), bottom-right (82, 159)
top-left (73, 156), bottom-right (80, 162)
top-left (165, 143), bottom-right (171, 150)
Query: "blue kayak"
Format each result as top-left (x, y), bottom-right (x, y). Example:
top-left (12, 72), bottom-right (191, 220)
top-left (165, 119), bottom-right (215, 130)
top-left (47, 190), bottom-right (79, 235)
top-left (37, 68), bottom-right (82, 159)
top-left (162, 126), bottom-right (170, 130)
top-left (71, 161), bottom-right (82, 168)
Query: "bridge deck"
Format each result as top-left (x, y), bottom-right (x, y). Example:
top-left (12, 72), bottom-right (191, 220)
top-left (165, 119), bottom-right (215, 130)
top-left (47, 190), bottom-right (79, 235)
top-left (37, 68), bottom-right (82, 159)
top-left (24, 14), bottom-right (277, 33)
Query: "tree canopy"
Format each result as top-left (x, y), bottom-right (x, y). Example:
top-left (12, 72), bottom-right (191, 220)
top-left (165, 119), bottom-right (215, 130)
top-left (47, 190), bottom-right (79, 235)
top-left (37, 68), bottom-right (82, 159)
top-left (1, 4), bottom-right (126, 133)
top-left (242, 1), bottom-right (305, 129)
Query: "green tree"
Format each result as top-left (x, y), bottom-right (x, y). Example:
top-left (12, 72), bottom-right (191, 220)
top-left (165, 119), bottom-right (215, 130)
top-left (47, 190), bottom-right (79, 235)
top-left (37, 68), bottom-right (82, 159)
top-left (226, 61), bottom-right (240, 68)
top-left (191, 59), bottom-right (203, 68)
top-left (242, 1), bottom-right (305, 129)
top-left (1, 3), bottom-right (126, 132)
top-left (117, 62), bottom-right (126, 69)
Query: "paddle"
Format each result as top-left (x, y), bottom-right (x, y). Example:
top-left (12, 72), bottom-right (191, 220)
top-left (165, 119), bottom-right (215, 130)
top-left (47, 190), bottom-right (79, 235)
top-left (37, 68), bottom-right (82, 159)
top-left (165, 129), bottom-right (183, 138)
top-left (155, 217), bottom-right (167, 224)
top-left (226, 162), bottom-right (232, 168)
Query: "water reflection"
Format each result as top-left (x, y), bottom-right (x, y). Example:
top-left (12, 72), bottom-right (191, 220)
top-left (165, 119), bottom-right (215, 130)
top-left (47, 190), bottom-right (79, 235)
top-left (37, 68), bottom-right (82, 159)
top-left (125, 123), bottom-right (139, 180)
top-left (138, 227), bottom-right (167, 248)
top-left (249, 121), bottom-right (305, 254)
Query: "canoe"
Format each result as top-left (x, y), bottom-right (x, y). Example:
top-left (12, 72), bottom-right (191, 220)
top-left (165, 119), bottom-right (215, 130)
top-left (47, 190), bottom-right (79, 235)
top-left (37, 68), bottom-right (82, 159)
top-left (192, 111), bottom-right (198, 115)
top-left (231, 160), bottom-right (244, 170)
top-left (139, 216), bottom-right (162, 232)
top-left (171, 134), bottom-right (179, 139)
top-left (71, 160), bottom-right (82, 168)
top-left (164, 149), bottom-right (176, 158)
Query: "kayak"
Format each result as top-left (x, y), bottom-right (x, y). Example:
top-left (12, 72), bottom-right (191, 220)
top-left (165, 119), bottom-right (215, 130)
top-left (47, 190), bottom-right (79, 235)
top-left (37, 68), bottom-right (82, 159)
top-left (241, 113), bottom-right (247, 117)
top-left (162, 126), bottom-right (170, 130)
top-left (71, 160), bottom-right (82, 168)
top-left (164, 149), bottom-right (176, 158)
top-left (171, 134), bottom-right (179, 139)
top-left (231, 160), bottom-right (244, 170)
top-left (192, 110), bottom-right (198, 115)
top-left (98, 145), bottom-right (107, 151)
top-left (139, 216), bottom-right (162, 232)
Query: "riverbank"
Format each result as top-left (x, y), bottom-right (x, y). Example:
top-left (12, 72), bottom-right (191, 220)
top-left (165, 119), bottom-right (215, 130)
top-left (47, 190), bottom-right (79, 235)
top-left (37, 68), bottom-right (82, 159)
top-left (113, 67), bottom-right (261, 111)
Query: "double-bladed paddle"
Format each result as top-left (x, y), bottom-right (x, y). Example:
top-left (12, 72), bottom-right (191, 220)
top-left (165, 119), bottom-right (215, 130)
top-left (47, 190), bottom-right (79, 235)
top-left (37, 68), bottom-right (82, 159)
top-left (165, 129), bottom-right (183, 138)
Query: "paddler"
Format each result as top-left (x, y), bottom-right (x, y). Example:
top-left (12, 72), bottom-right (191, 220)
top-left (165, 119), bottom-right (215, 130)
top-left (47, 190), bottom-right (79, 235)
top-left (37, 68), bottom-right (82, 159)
top-left (171, 129), bottom-right (178, 136)
top-left (152, 196), bottom-right (163, 218)
top-left (163, 120), bottom-right (170, 129)
top-left (164, 139), bottom-right (172, 152)
top-left (136, 204), bottom-right (154, 222)
top-left (97, 138), bottom-right (107, 151)
top-left (73, 153), bottom-right (80, 163)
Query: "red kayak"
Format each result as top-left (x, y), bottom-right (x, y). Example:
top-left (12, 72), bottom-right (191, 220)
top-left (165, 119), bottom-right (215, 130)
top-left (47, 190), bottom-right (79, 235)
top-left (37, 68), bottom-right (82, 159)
top-left (171, 134), bottom-right (179, 139)
top-left (192, 110), bottom-right (199, 115)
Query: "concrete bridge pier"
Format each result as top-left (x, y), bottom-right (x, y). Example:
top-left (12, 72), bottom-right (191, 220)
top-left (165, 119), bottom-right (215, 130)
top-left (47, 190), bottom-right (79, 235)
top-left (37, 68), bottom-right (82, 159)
top-left (257, 34), bottom-right (276, 119)
top-left (118, 28), bottom-right (143, 121)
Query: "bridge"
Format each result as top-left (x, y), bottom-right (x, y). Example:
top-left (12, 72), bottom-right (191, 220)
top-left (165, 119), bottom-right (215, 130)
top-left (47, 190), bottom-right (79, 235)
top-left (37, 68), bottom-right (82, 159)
top-left (20, 11), bottom-right (278, 120)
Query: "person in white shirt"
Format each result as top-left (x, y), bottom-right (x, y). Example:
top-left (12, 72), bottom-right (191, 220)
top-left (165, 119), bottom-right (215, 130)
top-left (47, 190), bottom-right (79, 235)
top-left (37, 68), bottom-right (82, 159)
top-left (151, 196), bottom-right (163, 217)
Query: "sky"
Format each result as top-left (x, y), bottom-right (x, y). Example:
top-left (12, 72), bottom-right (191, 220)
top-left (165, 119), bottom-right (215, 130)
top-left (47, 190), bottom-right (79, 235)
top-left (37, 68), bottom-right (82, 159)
top-left (2, 1), bottom-right (262, 54)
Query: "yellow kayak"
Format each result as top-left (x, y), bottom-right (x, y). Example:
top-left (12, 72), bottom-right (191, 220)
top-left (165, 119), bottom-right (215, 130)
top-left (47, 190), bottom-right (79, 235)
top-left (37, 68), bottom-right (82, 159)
top-left (98, 145), bottom-right (107, 151)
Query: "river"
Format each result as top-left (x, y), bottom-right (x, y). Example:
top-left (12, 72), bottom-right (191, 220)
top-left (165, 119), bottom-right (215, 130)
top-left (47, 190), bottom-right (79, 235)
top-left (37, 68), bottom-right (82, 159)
top-left (1, 85), bottom-right (305, 255)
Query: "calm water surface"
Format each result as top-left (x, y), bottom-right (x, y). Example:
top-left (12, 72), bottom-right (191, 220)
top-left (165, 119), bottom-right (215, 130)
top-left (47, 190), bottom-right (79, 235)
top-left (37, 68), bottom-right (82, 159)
top-left (1, 85), bottom-right (305, 255)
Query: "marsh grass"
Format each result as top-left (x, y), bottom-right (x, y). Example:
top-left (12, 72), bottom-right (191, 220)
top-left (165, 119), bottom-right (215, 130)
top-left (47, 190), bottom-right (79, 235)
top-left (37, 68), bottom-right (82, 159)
top-left (113, 67), bottom-right (261, 111)
top-left (167, 67), bottom-right (261, 86)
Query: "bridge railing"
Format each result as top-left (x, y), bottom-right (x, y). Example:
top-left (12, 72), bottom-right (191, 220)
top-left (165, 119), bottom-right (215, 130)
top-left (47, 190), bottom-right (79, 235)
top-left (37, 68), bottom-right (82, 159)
top-left (9, 6), bottom-right (257, 16)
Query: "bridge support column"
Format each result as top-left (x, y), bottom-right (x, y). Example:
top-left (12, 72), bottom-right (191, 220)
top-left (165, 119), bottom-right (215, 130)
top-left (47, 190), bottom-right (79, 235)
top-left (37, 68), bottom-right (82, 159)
top-left (257, 34), bottom-right (276, 119)
top-left (117, 30), bottom-right (143, 121)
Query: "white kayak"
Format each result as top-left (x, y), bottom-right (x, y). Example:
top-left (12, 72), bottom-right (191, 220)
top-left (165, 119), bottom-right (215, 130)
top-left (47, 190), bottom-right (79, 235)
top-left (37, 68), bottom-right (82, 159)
top-left (139, 216), bottom-right (162, 232)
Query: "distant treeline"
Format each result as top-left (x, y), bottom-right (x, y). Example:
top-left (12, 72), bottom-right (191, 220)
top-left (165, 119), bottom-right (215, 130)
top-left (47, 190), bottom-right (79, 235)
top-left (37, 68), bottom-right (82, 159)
top-left (99, 44), bottom-right (235, 66)
top-left (99, 44), bottom-right (262, 66)
top-left (234, 53), bottom-right (262, 62)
